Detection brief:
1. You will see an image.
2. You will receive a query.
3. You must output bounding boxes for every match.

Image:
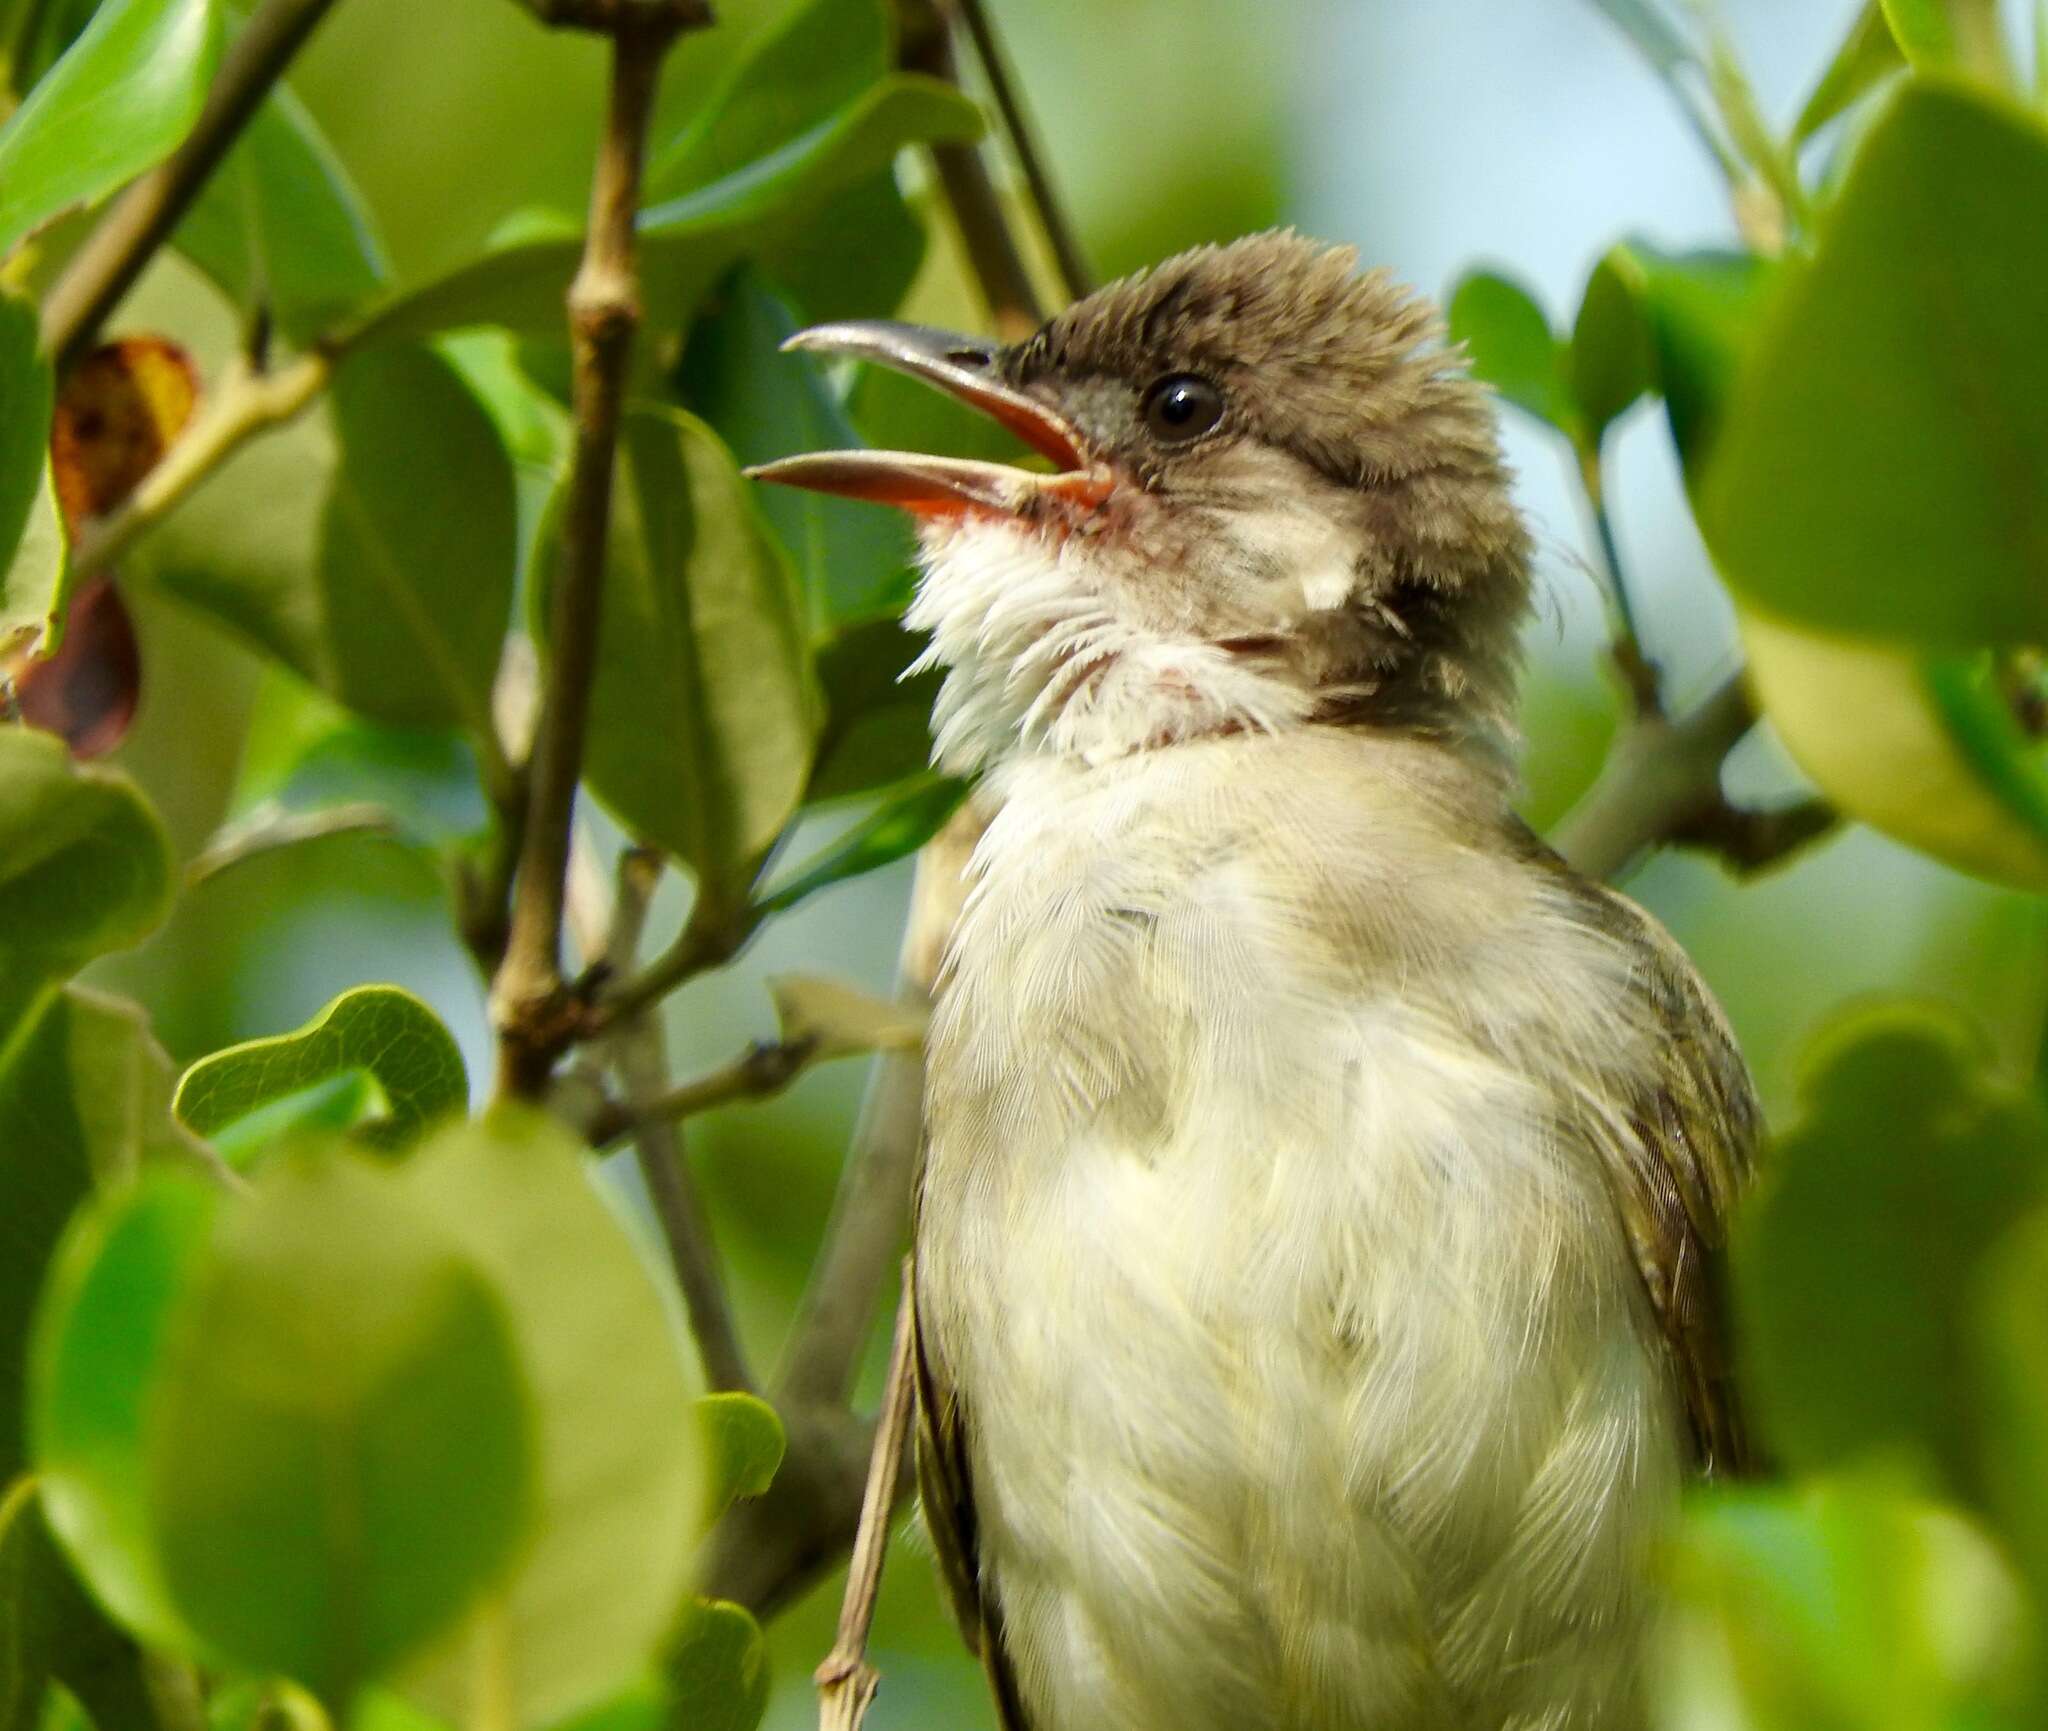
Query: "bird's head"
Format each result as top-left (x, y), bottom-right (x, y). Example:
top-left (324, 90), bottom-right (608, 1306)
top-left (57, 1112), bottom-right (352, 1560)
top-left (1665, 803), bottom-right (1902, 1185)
top-left (751, 231), bottom-right (1531, 777)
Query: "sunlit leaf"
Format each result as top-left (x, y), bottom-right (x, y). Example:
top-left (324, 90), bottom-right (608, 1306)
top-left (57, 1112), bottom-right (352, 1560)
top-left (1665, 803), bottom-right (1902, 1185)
top-left (1446, 270), bottom-right (1571, 434)
top-left (693, 1393), bottom-right (784, 1529)
top-left (1705, 83), bottom-right (2048, 649)
top-left (145, 1151), bottom-right (534, 1707)
top-left (174, 85), bottom-right (389, 343)
top-left (173, 984), bottom-right (469, 1155)
top-left (0, 294), bottom-right (53, 641)
top-left (533, 407), bottom-right (818, 898)
top-left (1736, 1003), bottom-right (2048, 1492)
top-left (1879, 0), bottom-right (2010, 78)
top-left (0, 0), bottom-right (224, 261)
top-left (758, 775), bottom-right (964, 912)
top-left (679, 267), bottom-right (914, 635)
top-left (400, 1115), bottom-right (703, 1731)
top-left (126, 343), bottom-right (517, 738)
top-left (1794, 2), bottom-right (1904, 142)
top-left (664, 1600), bottom-right (769, 1731)
top-left (353, 76), bottom-right (983, 346)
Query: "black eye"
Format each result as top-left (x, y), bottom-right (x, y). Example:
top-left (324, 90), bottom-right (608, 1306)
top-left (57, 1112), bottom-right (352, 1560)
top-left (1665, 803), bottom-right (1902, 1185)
top-left (1142, 374), bottom-right (1225, 444)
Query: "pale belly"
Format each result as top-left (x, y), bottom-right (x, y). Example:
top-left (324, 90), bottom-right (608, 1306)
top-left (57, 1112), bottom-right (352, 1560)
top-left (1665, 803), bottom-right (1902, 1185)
top-left (915, 751), bottom-right (1688, 1731)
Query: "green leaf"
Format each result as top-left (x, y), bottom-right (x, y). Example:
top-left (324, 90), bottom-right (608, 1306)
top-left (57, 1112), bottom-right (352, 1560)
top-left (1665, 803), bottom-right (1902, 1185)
top-left (1735, 1004), bottom-right (2048, 1493)
top-left (0, 0), bottom-right (224, 260)
top-left (534, 407), bottom-right (818, 898)
top-left (1704, 83), bottom-right (2048, 649)
top-left (1740, 611), bottom-right (2048, 891)
top-left (1660, 1479), bottom-right (2024, 1731)
top-left (399, 1114), bottom-right (703, 1731)
top-left (1977, 1216), bottom-right (2048, 1615)
top-left (144, 1151), bottom-right (534, 1707)
top-left (173, 985), bottom-right (469, 1155)
top-left (1580, 0), bottom-right (1696, 76)
top-left (0, 292), bottom-right (53, 622)
top-left (0, 466), bottom-right (69, 661)
top-left (0, 1478), bottom-right (152, 1731)
top-left (126, 343), bottom-right (517, 737)
top-left (174, 84), bottom-right (390, 343)
top-left (663, 1601), bottom-right (768, 1731)
top-left (1880, 0), bottom-right (2011, 79)
top-left (757, 170), bottom-right (926, 327)
top-left (678, 267), bottom-right (915, 635)
top-left (807, 616), bottom-right (942, 804)
top-left (1794, 2), bottom-right (1905, 142)
top-left (647, 0), bottom-right (888, 199)
top-left (694, 1394), bottom-right (784, 1522)
top-left (1445, 270), bottom-right (1571, 434)
top-left (0, 729), bottom-right (173, 982)
top-left (353, 75), bottom-right (983, 347)
top-left (1567, 248), bottom-right (1654, 448)
top-left (30, 1172), bottom-right (222, 1650)
top-left (758, 775), bottom-right (964, 913)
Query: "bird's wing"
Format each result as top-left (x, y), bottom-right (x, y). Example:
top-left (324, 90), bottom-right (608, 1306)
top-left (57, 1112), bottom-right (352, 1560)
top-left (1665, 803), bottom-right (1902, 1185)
top-left (908, 1265), bottom-right (1034, 1729)
top-left (1573, 876), bottom-right (1762, 1475)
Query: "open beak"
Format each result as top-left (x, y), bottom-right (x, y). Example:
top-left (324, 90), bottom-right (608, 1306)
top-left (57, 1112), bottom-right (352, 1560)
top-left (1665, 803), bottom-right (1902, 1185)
top-left (745, 321), bottom-right (1112, 519)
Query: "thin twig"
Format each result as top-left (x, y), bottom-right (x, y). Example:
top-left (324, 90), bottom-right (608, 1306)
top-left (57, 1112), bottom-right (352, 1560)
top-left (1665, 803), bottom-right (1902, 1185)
top-left (40, 0), bottom-right (347, 367)
top-left (1573, 449), bottom-right (1661, 718)
top-left (948, 0), bottom-right (1091, 301)
top-left (588, 1037), bottom-right (820, 1145)
top-left (585, 898), bottom-right (761, 1034)
top-left (492, 8), bottom-right (701, 1099)
top-left (814, 1262), bottom-right (918, 1731)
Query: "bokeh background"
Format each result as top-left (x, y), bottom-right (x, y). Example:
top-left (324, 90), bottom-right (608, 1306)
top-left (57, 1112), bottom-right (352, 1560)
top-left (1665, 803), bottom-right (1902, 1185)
top-left (84, 0), bottom-right (2048, 1721)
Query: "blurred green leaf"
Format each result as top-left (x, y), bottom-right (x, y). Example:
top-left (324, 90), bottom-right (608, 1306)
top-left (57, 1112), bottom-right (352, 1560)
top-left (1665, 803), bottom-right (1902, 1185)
top-left (1446, 270), bottom-right (1571, 434)
top-left (1880, 0), bottom-right (2011, 78)
top-left (1977, 1216), bottom-right (2048, 1617)
top-left (679, 267), bottom-right (915, 636)
top-left (1736, 1004), bottom-right (2048, 1492)
top-left (0, 0), bottom-right (223, 260)
top-left (173, 984), bottom-right (468, 1155)
top-left (647, 0), bottom-right (887, 199)
top-left (354, 76), bottom-right (983, 346)
top-left (0, 292), bottom-right (54, 630)
top-left (544, 1680), bottom-right (664, 1731)
top-left (1741, 611), bottom-right (2048, 891)
top-left (758, 775), bottom-right (963, 914)
top-left (663, 1600), bottom-right (768, 1731)
top-left (146, 1151), bottom-right (534, 1707)
top-left (757, 170), bottom-right (925, 327)
top-left (1580, 0), bottom-right (1696, 75)
top-left (0, 466), bottom-right (67, 663)
top-left (808, 616), bottom-right (942, 804)
top-left (694, 1393), bottom-right (784, 1523)
top-left (0, 1477), bottom-right (153, 1731)
top-left (31, 1172), bottom-right (222, 1650)
top-left (0, 730), bottom-right (173, 985)
top-left (127, 343), bottom-right (516, 737)
top-left (400, 1115), bottom-right (702, 1731)
top-left (1659, 1478), bottom-right (2024, 1731)
top-left (1568, 248), bottom-right (1655, 448)
top-left (534, 407), bottom-right (818, 899)
top-left (1705, 83), bottom-right (2048, 649)
top-left (1795, 2), bottom-right (1905, 142)
top-left (174, 84), bottom-right (390, 343)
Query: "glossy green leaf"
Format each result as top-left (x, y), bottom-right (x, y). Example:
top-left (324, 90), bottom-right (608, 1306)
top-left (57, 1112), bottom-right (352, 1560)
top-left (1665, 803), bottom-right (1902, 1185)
top-left (0, 730), bottom-right (173, 981)
top-left (1880, 0), bottom-right (2010, 77)
top-left (1741, 611), bottom-right (2048, 891)
top-left (0, 0), bottom-right (224, 260)
top-left (1794, 2), bottom-right (1904, 142)
top-left (30, 1172), bottom-right (222, 1650)
top-left (0, 1477), bottom-right (152, 1731)
top-left (534, 408), bottom-right (818, 898)
top-left (647, 0), bottom-right (888, 199)
top-left (1736, 1004), bottom-right (2048, 1493)
top-left (0, 293), bottom-right (52, 626)
top-left (679, 267), bottom-right (915, 635)
top-left (759, 775), bottom-right (963, 913)
top-left (1659, 1479), bottom-right (2024, 1731)
top-left (694, 1393), bottom-right (783, 1523)
top-left (807, 617), bottom-right (942, 804)
top-left (149, 1151), bottom-right (533, 1707)
top-left (400, 1115), bottom-right (703, 1731)
top-left (1446, 270), bottom-right (1570, 434)
top-left (663, 1601), bottom-right (769, 1731)
top-left (1704, 83), bottom-right (2048, 649)
top-left (174, 85), bottom-right (390, 343)
top-left (173, 985), bottom-right (469, 1154)
top-left (353, 76), bottom-right (982, 347)
top-left (126, 343), bottom-right (516, 737)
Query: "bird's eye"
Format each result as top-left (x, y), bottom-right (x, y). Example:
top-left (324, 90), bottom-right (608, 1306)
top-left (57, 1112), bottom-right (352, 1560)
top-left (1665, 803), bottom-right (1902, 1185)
top-left (1141, 374), bottom-right (1225, 444)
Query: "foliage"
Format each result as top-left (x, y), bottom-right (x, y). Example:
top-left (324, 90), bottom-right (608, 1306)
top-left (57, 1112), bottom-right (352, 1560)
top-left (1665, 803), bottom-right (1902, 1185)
top-left (0, 0), bottom-right (2043, 1726)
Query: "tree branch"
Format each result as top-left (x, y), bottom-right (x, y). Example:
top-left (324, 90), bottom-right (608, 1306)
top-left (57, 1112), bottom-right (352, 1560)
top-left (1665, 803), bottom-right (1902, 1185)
top-left (814, 1263), bottom-right (917, 1731)
top-left (492, 6), bottom-right (702, 1099)
top-left (40, 0), bottom-right (348, 368)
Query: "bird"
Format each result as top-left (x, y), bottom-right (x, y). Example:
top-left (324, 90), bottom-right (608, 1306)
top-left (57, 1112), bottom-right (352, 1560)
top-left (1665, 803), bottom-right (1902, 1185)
top-left (751, 230), bottom-right (1758, 1731)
